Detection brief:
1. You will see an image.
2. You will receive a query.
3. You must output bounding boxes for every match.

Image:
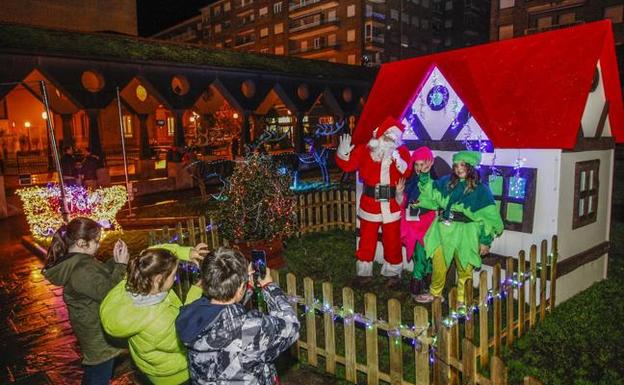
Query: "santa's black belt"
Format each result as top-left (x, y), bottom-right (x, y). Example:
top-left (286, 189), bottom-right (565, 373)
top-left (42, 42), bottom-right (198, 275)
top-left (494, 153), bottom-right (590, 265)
top-left (408, 206), bottom-right (434, 217)
top-left (363, 184), bottom-right (396, 201)
top-left (439, 210), bottom-right (473, 223)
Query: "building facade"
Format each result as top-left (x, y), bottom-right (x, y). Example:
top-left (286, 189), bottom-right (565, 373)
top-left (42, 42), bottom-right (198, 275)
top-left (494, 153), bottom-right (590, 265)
top-left (153, 0), bottom-right (443, 66)
top-left (490, 0), bottom-right (623, 85)
top-left (0, 0), bottom-right (137, 35)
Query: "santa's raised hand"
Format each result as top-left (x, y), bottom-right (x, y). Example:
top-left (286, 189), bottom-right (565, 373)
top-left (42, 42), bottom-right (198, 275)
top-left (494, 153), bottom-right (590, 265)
top-left (391, 149), bottom-right (408, 174)
top-left (338, 134), bottom-right (355, 158)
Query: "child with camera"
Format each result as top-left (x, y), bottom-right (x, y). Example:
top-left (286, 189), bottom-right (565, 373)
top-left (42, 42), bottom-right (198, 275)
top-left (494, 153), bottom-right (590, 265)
top-left (175, 247), bottom-right (300, 385)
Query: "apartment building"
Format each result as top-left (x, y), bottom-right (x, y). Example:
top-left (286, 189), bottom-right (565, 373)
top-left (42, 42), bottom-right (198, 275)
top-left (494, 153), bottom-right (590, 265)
top-left (490, 0), bottom-right (623, 82)
top-left (152, 0), bottom-right (441, 65)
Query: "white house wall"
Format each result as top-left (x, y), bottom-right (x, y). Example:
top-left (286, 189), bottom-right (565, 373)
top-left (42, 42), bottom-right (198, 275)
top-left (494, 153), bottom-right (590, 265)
top-left (581, 62), bottom-right (610, 138)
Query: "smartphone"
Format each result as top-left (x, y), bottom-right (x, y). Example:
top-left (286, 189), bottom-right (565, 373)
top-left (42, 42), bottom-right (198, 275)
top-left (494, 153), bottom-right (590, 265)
top-left (251, 250), bottom-right (267, 280)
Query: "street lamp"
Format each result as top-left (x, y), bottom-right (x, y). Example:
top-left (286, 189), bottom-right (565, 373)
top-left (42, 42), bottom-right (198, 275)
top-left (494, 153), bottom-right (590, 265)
top-left (24, 121), bottom-right (31, 150)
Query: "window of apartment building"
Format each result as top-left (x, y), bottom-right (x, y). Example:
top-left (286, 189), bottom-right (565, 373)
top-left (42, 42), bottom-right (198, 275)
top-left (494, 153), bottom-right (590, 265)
top-left (260, 27), bottom-right (269, 37)
top-left (274, 1), bottom-right (283, 14)
top-left (313, 37), bottom-right (322, 49)
top-left (390, 9), bottom-right (399, 20)
top-left (259, 6), bottom-right (268, 17)
top-left (347, 29), bottom-right (356, 42)
top-left (604, 5), bottom-right (623, 24)
top-left (122, 115), bottom-right (133, 138)
top-left (498, 24), bottom-right (513, 39)
top-left (366, 4), bottom-right (373, 16)
top-left (422, 0), bottom-right (430, 8)
top-left (224, 2), bottom-right (231, 12)
top-left (260, 48), bottom-right (269, 53)
top-left (445, 1), bottom-right (453, 10)
top-left (328, 33), bottom-right (337, 45)
top-left (348, 54), bottom-right (357, 64)
top-left (401, 34), bottom-right (408, 47)
top-left (225, 39), bottom-right (233, 48)
top-left (216, 42), bottom-right (223, 48)
top-left (215, 24), bottom-right (222, 33)
top-left (365, 23), bottom-right (372, 38)
top-left (301, 40), bottom-right (308, 51)
top-left (413, 0), bottom-right (420, 5)
top-left (275, 23), bottom-right (284, 34)
top-left (445, 19), bottom-right (453, 28)
top-left (167, 116), bottom-right (175, 136)
top-left (444, 37), bottom-right (452, 46)
top-left (421, 19), bottom-right (429, 29)
top-left (558, 12), bottom-right (575, 25)
top-left (213, 5), bottom-right (222, 17)
top-left (573, 160), bottom-right (600, 229)
top-left (328, 10), bottom-right (337, 21)
top-left (224, 20), bottom-right (231, 29)
top-left (537, 16), bottom-right (552, 29)
top-left (402, 13), bottom-right (409, 23)
top-left (412, 16), bottom-right (420, 27)
top-left (241, 0), bottom-right (253, 7)
top-left (347, 4), bottom-right (356, 17)
top-left (275, 45), bottom-right (284, 55)
top-left (499, 0), bottom-right (514, 9)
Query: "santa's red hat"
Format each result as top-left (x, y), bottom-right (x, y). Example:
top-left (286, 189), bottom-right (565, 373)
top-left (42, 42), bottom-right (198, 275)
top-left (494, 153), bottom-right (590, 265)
top-left (372, 116), bottom-right (404, 141)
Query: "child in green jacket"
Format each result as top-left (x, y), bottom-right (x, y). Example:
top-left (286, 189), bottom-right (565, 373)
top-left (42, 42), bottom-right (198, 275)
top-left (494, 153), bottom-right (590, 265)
top-left (99, 242), bottom-right (208, 385)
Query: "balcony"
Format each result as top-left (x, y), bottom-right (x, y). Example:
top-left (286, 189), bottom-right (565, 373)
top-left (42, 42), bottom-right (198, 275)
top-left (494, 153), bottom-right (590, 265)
top-left (365, 35), bottom-right (385, 51)
top-left (290, 41), bottom-right (340, 55)
top-left (524, 20), bottom-right (584, 35)
top-left (365, 11), bottom-right (386, 22)
top-left (234, 35), bottom-right (256, 47)
top-left (289, 17), bottom-right (340, 38)
top-left (289, 0), bottom-right (339, 18)
top-left (236, 0), bottom-right (254, 9)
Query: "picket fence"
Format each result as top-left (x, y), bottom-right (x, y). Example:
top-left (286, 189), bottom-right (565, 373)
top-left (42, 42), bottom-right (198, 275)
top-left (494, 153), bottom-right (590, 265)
top-left (147, 189), bottom-right (556, 385)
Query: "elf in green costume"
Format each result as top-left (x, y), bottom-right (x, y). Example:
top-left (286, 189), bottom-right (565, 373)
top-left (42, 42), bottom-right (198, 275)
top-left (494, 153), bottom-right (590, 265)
top-left (414, 150), bottom-right (504, 304)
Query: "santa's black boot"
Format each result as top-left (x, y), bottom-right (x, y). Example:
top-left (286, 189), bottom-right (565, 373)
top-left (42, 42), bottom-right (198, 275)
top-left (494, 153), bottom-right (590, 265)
top-left (409, 278), bottom-right (424, 298)
top-left (423, 274), bottom-right (432, 293)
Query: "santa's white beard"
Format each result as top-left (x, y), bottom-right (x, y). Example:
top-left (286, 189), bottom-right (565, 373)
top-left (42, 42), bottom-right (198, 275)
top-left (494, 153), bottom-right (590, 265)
top-left (368, 138), bottom-right (397, 162)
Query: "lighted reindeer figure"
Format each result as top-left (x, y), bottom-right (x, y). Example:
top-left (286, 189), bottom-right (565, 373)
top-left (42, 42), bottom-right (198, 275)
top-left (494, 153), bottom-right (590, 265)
top-left (293, 120), bottom-right (345, 188)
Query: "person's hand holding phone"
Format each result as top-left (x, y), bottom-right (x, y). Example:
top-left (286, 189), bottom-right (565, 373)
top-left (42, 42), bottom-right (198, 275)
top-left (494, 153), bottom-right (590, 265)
top-left (113, 239), bottom-right (129, 264)
top-left (190, 243), bottom-right (209, 266)
top-left (257, 267), bottom-right (273, 287)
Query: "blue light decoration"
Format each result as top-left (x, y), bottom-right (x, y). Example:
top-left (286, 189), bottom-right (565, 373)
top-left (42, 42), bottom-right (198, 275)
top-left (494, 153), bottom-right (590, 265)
top-left (427, 85), bottom-right (449, 111)
top-left (509, 157), bottom-right (527, 199)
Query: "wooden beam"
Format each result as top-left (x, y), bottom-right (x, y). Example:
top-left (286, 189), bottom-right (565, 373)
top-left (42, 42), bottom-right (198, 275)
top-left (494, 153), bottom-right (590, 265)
top-left (594, 100), bottom-right (610, 138)
top-left (556, 241), bottom-right (609, 278)
top-left (564, 136), bottom-right (615, 152)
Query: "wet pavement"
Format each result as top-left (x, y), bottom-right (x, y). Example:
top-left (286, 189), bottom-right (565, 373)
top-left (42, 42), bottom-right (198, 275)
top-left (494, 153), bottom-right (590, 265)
top-left (0, 214), bottom-right (338, 385)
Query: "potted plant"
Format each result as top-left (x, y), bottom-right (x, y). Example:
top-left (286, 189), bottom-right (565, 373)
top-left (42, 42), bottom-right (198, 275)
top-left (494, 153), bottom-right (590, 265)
top-left (216, 152), bottom-right (297, 267)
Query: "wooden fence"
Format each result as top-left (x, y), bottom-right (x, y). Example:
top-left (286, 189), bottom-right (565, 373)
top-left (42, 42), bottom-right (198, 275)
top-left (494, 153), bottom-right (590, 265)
top-left (147, 192), bottom-right (557, 385)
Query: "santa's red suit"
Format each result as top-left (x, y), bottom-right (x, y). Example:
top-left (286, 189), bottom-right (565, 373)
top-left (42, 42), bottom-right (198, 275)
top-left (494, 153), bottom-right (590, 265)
top-left (336, 117), bottom-right (411, 277)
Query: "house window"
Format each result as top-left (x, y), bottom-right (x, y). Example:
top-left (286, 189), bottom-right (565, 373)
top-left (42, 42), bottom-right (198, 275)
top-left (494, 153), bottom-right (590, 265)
top-left (274, 1), bottom-right (282, 14)
top-left (259, 6), bottom-right (268, 17)
top-left (498, 24), bottom-right (513, 40)
top-left (274, 23), bottom-right (284, 34)
top-left (260, 27), bottom-right (269, 37)
top-left (537, 16), bottom-right (552, 29)
top-left (365, 23), bottom-right (372, 38)
top-left (390, 9), bottom-right (399, 20)
top-left (167, 117), bottom-right (175, 136)
top-left (499, 0), bottom-right (514, 8)
top-left (573, 160), bottom-right (600, 229)
top-left (275, 45), bottom-right (284, 54)
top-left (313, 37), bottom-right (322, 49)
top-left (604, 5), bottom-right (623, 23)
top-left (347, 29), bottom-right (356, 42)
top-left (347, 4), bottom-right (356, 17)
top-left (213, 5), bottom-right (222, 17)
top-left (347, 54), bottom-right (357, 64)
top-left (328, 10), bottom-right (337, 21)
top-left (481, 166), bottom-right (537, 233)
top-left (122, 115), bottom-right (133, 138)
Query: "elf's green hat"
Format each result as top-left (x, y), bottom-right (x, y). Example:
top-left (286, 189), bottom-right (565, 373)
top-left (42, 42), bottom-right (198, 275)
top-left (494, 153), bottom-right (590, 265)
top-left (452, 151), bottom-right (481, 167)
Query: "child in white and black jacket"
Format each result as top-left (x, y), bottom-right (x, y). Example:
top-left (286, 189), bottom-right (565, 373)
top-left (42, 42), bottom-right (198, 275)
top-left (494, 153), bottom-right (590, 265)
top-left (176, 247), bottom-right (300, 385)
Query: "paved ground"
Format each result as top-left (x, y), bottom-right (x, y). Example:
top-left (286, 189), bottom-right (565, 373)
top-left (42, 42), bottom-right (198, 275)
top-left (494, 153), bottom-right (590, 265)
top-left (0, 214), bottom-right (339, 385)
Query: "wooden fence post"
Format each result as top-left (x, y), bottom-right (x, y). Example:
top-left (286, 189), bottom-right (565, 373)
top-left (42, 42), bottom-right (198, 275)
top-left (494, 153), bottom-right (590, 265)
top-left (448, 288), bottom-right (460, 385)
top-left (549, 235), bottom-right (558, 311)
top-left (303, 277), bottom-right (318, 367)
top-left (328, 190), bottom-right (336, 229)
top-left (490, 356), bottom-right (508, 385)
top-left (321, 191), bottom-right (328, 232)
top-left (462, 339), bottom-right (477, 385)
top-left (432, 297), bottom-right (443, 335)
top-left (493, 263), bottom-right (502, 357)
top-left (322, 282), bottom-right (336, 374)
top-left (365, 293), bottom-right (379, 385)
top-left (529, 245), bottom-right (537, 330)
top-left (209, 217), bottom-right (218, 248)
top-left (198, 216), bottom-right (207, 244)
top-left (414, 306), bottom-right (430, 385)
top-left (540, 240), bottom-right (548, 322)
top-left (388, 298), bottom-right (403, 385)
top-left (505, 257), bottom-right (514, 348)
top-left (175, 222), bottom-right (184, 245)
top-left (187, 218), bottom-right (196, 245)
top-left (298, 194), bottom-right (306, 235)
top-left (286, 273), bottom-right (299, 359)
top-left (478, 270), bottom-right (489, 369)
top-left (518, 250), bottom-right (526, 338)
top-left (464, 279), bottom-right (474, 342)
top-left (336, 190), bottom-right (344, 230)
top-left (435, 326), bottom-right (450, 385)
top-left (306, 194), bottom-right (314, 234)
top-left (343, 287), bottom-right (357, 383)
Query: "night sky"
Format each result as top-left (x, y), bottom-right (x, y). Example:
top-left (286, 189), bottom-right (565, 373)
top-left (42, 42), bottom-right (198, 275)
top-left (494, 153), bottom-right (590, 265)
top-left (137, 0), bottom-right (217, 37)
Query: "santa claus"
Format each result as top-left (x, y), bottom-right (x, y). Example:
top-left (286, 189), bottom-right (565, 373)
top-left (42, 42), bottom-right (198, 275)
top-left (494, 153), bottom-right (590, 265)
top-left (336, 116), bottom-right (411, 289)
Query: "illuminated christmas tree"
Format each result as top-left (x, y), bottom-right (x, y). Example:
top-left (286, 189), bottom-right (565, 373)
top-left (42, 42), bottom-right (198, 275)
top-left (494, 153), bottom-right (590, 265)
top-left (217, 152), bottom-right (296, 242)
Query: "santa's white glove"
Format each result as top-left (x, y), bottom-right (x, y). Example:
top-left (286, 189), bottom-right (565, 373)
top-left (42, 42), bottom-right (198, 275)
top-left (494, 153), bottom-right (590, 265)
top-left (392, 150), bottom-right (408, 173)
top-left (337, 134), bottom-right (355, 160)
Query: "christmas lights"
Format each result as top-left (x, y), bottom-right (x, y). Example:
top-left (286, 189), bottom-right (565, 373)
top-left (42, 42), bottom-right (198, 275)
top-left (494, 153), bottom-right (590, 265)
top-left (17, 184), bottom-right (127, 239)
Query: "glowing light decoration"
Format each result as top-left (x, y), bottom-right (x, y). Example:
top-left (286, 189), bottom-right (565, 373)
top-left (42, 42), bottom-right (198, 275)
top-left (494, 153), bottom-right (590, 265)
top-left (427, 85), bottom-right (449, 111)
top-left (17, 185), bottom-right (128, 239)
